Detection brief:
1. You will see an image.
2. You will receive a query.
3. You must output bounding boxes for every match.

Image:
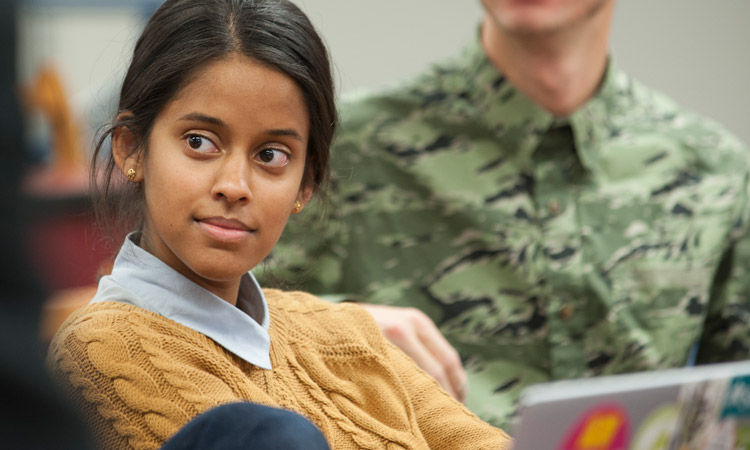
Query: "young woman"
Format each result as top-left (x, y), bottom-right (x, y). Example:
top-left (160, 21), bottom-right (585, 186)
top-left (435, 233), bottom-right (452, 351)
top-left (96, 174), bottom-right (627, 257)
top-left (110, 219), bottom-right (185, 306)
top-left (47, 1), bottom-right (512, 449)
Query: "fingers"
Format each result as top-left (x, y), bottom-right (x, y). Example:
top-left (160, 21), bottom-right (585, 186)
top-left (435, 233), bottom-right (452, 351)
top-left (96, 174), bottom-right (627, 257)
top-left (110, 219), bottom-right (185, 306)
top-left (415, 312), bottom-right (467, 403)
top-left (380, 310), bottom-right (460, 399)
top-left (358, 303), bottom-right (468, 402)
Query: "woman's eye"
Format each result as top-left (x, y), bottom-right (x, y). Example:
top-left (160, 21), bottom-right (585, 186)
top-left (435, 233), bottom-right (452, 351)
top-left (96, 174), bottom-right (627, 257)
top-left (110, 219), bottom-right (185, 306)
top-left (185, 135), bottom-right (217, 153)
top-left (256, 148), bottom-right (291, 167)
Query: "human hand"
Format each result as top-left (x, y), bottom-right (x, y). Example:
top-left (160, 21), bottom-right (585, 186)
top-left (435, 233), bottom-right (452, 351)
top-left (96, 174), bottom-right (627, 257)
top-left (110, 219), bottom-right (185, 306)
top-left (358, 303), bottom-right (467, 403)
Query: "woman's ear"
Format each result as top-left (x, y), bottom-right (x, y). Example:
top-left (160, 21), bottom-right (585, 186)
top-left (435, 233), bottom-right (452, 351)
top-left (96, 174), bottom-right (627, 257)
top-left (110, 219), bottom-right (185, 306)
top-left (293, 185), bottom-right (314, 214)
top-left (112, 112), bottom-right (143, 182)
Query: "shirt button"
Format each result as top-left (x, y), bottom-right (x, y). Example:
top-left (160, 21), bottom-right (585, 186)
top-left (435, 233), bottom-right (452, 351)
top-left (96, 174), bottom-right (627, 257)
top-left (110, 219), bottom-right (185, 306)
top-left (558, 305), bottom-right (573, 320)
top-left (548, 200), bottom-right (561, 215)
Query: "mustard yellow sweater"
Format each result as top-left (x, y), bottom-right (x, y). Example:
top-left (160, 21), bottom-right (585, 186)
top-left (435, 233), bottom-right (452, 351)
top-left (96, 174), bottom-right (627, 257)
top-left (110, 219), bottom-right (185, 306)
top-left (48, 289), bottom-right (511, 449)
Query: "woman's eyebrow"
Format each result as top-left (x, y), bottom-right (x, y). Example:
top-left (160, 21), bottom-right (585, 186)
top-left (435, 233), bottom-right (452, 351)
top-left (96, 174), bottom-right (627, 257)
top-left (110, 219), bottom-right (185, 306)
top-left (179, 112), bottom-right (225, 127)
top-left (180, 112), bottom-right (303, 141)
top-left (268, 129), bottom-right (304, 142)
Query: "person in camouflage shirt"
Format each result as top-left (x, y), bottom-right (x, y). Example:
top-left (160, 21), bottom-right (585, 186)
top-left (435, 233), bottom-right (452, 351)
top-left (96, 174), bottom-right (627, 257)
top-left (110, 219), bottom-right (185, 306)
top-left (258, 0), bottom-right (750, 430)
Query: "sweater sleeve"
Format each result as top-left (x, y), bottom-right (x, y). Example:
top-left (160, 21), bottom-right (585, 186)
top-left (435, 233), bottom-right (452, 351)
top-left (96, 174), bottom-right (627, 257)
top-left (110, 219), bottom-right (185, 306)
top-left (46, 304), bottom-right (239, 450)
top-left (274, 291), bottom-right (514, 449)
top-left (383, 337), bottom-right (513, 450)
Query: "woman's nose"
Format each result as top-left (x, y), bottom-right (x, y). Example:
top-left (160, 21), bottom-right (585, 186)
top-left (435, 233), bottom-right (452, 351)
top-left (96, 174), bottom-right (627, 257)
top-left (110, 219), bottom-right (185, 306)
top-left (211, 159), bottom-right (252, 203)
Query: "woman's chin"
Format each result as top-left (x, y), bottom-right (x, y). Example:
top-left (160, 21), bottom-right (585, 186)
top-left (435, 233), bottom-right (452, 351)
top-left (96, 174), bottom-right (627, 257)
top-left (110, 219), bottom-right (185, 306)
top-left (194, 265), bottom-right (255, 282)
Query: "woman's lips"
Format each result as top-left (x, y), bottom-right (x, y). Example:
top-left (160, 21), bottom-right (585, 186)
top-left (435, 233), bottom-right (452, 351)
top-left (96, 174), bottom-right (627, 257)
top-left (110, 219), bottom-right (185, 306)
top-left (197, 217), bottom-right (254, 242)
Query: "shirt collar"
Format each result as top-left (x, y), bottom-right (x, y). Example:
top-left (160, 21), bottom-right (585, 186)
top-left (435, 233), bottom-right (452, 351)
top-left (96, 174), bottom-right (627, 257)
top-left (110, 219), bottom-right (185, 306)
top-left (569, 58), bottom-right (631, 174)
top-left (92, 232), bottom-right (272, 369)
top-left (456, 30), bottom-right (555, 172)
top-left (458, 30), bottom-right (628, 175)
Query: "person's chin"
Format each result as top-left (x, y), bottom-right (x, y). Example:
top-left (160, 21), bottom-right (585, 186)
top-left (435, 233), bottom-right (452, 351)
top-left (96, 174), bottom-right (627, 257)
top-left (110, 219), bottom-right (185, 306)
top-left (503, 15), bottom-right (560, 33)
top-left (194, 262), bottom-right (252, 282)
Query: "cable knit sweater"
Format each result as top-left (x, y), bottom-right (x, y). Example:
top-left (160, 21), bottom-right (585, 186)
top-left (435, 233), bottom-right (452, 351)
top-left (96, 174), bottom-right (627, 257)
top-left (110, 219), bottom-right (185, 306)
top-left (47, 289), bottom-right (511, 449)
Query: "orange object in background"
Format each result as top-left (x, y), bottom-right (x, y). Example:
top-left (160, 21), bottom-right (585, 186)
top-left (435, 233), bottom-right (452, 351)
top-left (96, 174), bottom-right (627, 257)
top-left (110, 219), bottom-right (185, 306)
top-left (18, 64), bottom-right (118, 339)
top-left (21, 64), bottom-right (88, 196)
top-left (39, 284), bottom-right (99, 343)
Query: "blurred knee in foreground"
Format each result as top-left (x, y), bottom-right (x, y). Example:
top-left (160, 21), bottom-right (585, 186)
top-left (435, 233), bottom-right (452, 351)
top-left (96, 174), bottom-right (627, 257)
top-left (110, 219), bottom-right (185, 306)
top-left (161, 402), bottom-right (331, 450)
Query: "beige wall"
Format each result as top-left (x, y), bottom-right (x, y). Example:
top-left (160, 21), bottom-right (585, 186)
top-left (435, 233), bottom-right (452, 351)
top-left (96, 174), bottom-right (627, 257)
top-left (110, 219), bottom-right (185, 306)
top-left (611, 1), bottom-right (750, 145)
top-left (296, 0), bottom-right (750, 144)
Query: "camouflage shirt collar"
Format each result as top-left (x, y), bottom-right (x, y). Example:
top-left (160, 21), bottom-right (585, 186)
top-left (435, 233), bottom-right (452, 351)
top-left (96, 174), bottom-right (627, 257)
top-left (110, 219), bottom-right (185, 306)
top-left (457, 33), bottom-right (554, 171)
top-left (458, 32), bottom-right (628, 174)
top-left (569, 57), bottom-right (630, 173)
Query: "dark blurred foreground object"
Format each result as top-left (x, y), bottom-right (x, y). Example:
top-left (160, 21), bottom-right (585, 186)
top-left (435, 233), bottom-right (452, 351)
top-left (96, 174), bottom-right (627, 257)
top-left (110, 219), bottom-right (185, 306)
top-left (161, 402), bottom-right (331, 450)
top-left (0, 0), bottom-right (92, 447)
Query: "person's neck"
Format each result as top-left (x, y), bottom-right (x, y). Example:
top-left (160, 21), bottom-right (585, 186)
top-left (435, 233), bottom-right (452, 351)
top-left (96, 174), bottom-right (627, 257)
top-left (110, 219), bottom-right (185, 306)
top-left (480, 11), bottom-right (613, 117)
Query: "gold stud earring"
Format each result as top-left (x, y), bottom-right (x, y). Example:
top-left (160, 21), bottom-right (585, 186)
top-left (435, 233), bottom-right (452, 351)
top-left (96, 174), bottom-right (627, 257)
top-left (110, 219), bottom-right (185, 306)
top-left (292, 201), bottom-right (302, 214)
top-left (126, 168), bottom-right (136, 182)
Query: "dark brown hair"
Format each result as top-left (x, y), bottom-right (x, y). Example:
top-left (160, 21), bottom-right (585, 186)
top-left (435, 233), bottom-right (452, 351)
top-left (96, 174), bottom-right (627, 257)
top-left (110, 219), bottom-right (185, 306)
top-left (91, 0), bottom-right (336, 235)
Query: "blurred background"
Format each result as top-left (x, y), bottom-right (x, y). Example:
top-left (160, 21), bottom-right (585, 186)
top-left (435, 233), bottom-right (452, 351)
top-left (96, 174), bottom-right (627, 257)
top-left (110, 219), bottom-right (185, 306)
top-left (12, 0), bottom-right (750, 338)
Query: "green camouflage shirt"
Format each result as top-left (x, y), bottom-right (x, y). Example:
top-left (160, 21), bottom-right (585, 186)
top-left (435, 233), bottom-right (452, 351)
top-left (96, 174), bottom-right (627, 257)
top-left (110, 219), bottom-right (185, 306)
top-left (259, 36), bottom-right (750, 430)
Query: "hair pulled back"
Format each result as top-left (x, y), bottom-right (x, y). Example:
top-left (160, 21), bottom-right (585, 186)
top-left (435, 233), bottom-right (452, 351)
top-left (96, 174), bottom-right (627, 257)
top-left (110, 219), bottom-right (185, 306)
top-left (91, 0), bottom-right (335, 234)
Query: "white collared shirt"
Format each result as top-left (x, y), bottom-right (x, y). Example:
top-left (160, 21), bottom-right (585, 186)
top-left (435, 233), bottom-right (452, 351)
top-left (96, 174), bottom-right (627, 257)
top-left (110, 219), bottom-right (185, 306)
top-left (92, 233), bottom-right (272, 369)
